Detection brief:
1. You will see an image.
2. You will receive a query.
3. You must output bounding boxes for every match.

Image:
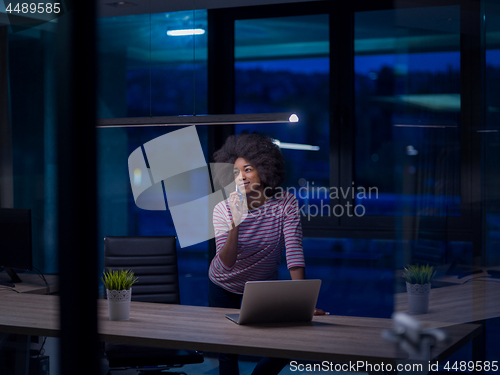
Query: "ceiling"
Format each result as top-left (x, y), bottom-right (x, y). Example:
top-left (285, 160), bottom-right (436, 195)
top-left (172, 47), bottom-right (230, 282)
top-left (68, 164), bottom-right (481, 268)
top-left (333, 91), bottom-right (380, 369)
top-left (0, 0), bottom-right (324, 27)
top-left (97, 0), bottom-right (325, 18)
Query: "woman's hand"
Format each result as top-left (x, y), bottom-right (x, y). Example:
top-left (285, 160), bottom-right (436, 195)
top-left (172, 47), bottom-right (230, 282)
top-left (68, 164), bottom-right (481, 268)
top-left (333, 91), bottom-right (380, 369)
top-left (228, 191), bottom-right (246, 227)
top-left (314, 308), bottom-right (329, 316)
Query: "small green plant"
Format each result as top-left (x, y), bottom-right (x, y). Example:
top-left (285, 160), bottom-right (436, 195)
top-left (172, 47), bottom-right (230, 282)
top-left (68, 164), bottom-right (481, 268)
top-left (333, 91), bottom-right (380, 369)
top-left (403, 264), bottom-right (436, 285)
top-left (102, 269), bottom-right (138, 291)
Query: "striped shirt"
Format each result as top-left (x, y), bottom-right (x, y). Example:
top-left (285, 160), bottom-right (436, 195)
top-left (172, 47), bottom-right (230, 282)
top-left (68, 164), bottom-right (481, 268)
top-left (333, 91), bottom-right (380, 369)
top-left (209, 191), bottom-right (305, 294)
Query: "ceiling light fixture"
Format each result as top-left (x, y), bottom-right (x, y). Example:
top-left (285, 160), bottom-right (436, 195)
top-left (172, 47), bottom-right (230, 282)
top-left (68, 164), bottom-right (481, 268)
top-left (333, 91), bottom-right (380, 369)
top-left (96, 113), bottom-right (299, 128)
top-left (104, 1), bottom-right (138, 7)
top-left (393, 124), bottom-right (456, 128)
top-left (273, 140), bottom-right (320, 151)
top-left (167, 29), bottom-right (205, 36)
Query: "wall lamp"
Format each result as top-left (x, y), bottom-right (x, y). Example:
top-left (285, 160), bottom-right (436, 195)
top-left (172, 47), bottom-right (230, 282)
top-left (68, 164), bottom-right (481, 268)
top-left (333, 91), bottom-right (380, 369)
top-left (96, 113), bottom-right (299, 128)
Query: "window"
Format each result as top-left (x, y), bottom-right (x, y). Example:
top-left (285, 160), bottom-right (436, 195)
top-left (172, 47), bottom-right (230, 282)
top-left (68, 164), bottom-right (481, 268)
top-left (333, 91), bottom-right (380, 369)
top-left (97, 10), bottom-right (207, 118)
top-left (97, 10), bottom-right (209, 306)
top-left (354, 7), bottom-right (461, 217)
top-left (234, 14), bottom-right (330, 213)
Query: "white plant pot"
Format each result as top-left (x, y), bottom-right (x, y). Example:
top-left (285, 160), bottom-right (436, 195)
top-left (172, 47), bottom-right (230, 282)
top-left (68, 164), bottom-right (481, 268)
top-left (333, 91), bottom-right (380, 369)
top-left (106, 288), bottom-right (132, 321)
top-left (406, 282), bottom-right (431, 314)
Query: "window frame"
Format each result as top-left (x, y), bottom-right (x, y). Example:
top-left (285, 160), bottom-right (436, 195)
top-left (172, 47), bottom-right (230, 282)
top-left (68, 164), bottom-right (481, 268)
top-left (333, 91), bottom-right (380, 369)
top-left (206, 0), bottom-right (481, 246)
top-left (339, 0), bottom-right (477, 244)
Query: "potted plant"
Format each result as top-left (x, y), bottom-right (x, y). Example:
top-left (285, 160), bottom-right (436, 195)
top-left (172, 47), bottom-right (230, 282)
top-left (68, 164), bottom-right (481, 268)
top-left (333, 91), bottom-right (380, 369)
top-left (102, 269), bottom-right (138, 321)
top-left (403, 264), bottom-right (436, 314)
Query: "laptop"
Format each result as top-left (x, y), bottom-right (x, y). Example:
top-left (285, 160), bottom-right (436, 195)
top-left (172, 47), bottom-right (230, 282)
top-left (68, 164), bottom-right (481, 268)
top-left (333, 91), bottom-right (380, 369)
top-left (225, 279), bottom-right (321, 325)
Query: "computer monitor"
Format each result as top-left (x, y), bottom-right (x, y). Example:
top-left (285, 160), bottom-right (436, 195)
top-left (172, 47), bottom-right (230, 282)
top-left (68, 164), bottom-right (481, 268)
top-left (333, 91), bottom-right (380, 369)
top-left (0, 208), bottom-right (33, 286)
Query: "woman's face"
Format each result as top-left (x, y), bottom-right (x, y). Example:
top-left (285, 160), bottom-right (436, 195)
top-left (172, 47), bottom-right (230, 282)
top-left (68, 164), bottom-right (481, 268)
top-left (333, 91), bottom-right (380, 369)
top-left (233, 157), bottom-right (263, 196)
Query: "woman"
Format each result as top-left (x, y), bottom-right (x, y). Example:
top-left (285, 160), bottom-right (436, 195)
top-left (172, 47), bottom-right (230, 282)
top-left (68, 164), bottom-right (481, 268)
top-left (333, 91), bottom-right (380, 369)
top-left (208, 132), bottom-right (324, 375)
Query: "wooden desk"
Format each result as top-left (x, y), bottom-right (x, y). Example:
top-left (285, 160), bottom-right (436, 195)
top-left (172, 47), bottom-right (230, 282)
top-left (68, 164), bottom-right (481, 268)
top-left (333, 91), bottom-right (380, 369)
top-left (431, 266), bottom-right (500, 287)
top-left (395, 279), bottom-right (500, 326)
top-left (0, 273), bottom-right (59, 294)
top-left (0, 293), bottom-right (480, 365)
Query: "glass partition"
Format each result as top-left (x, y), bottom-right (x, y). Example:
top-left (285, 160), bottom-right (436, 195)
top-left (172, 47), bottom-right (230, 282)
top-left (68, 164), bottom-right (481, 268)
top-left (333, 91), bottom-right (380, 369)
top-left (234, 14), bottom-right (330, 212)
top-left (277, 237), bottom-right (395, 317)
top-left (1, 12), bottom-right (59, 274)
top-left (1, 5), bottom-right (65, 374)
top-left (354, 6), bottom-right (461, 216)
top-left (4, 1), bottom-right (500, 373)
top-left (97, 125), bottom-right (210, 306)
top-left (483, 0), bottom-right (500, 365)
top-left (97, 9), bottom-right (209, 306)
top-left (97, 9), bottom-right (207, 118)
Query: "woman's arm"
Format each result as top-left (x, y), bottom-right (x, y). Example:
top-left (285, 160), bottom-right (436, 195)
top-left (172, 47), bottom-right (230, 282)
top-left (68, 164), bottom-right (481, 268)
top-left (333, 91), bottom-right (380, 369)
top-left (289, 264), bottom-right (327, 316)
top-left (216, 190), bottom-right (245, 269)
top-left (217, 221), bottom-right (239, 269)
top-left (289, 266), bottom-right (305, 280)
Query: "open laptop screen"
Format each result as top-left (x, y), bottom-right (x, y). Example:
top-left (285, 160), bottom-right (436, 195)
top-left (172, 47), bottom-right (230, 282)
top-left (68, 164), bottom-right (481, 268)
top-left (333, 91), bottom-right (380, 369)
top-left (226, 279), bottom-right (321, 325)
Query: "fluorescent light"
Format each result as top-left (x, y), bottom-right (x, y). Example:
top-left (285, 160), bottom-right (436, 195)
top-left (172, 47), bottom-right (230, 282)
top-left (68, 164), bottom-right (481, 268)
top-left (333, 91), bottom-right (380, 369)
top-left (394, 124), bottom-right (456, 128)
top-left (167, 29), bottom-right (205, 36)
top-left (273, 140), bottom-right (320, 151)
top-left (105, 1), bottom-right (138, 7)
top-left (96, 113), bottom-right (298, 128)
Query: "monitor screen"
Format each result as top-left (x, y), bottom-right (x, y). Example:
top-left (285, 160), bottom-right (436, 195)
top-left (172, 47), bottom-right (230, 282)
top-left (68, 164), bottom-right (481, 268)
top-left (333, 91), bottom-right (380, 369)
top-left (0, 208), bottom-right (33, 272)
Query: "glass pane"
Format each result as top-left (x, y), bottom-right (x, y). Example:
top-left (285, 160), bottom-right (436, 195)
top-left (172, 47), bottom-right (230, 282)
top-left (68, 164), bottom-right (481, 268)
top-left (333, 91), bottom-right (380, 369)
top-left (2, 10), bottom-right (63, 374)
top-left (97, 126), bottom-right (210, 306)
top-left (484, 0), bottom-right (500, 365)
top-left (485, 0), bottom-right (500, 266)
top-left (97, 10), bottom-right (207, 118)
top-left (277, 237), bottom-right (394, 318)
top-left (151, 10), bottom-right (207, 116)
top-left (4, 22), bottom-right (59, 274)
top-left (354, 6), bottom-right (461, 216)
top-left (97, 9), bottom-right (209, 307)
top-left (234, 15), bottom-right (330, 211)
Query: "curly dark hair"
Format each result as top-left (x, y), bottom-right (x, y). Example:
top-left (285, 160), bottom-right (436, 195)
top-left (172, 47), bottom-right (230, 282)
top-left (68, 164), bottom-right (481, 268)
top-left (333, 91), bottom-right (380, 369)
top-left (213, 132), bottom-right (285, 197)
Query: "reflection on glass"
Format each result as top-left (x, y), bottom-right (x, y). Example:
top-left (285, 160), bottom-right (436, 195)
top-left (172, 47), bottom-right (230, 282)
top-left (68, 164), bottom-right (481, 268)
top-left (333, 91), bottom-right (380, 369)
top-left (97, 10), bottom-right (207, 118)
top-left (354, 6), bottom-right (461, 216)
top-left (97, 10), bottom-right (211, 300)
top-left (484, 8), bottom-right (500, 365)
top-left (485, 0), bottom-right (500, 267)
top-left (97, 126), bottom-right (209, 306)
top-left (5, 22), bottom-right (59, 273)
top-left (234, 14), bottom-right (330, 212)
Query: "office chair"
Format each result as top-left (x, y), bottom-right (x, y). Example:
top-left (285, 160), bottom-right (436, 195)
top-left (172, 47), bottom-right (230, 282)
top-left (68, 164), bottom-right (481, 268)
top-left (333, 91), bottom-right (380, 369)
top-left (103, 236), bottom-right (204, 375)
